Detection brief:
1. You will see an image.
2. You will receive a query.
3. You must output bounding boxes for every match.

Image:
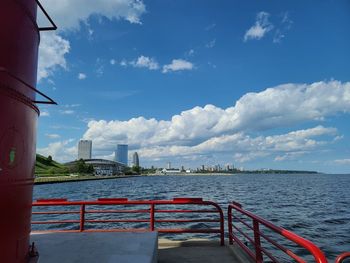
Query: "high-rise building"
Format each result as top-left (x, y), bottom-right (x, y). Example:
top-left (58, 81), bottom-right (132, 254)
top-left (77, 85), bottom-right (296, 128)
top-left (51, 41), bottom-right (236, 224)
top-left (132, 152), bottom-right (139, 167)
top-left (167, 162), bottom-right (171, 169)
top-left (78, 140), bottom-right (92, 160)
top-left (115, 144), bottom-right (128, 165)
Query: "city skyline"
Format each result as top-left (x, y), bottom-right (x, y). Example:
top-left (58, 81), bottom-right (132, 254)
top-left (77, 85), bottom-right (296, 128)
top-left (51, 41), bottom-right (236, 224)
top-left (36, 1), bottom-right (350, 173)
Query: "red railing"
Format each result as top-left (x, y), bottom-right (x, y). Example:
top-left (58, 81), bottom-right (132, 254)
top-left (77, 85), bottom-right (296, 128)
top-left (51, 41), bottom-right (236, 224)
top-left (228, 202), bottom-right (328, 263)
top-left (336, 252), bottom-right (350, 263)
top-left (32, 198), bottom-right (224, 246)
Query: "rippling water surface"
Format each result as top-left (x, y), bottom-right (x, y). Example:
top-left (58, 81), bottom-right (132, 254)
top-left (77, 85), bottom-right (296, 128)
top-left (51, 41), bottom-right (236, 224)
top-left (33, 173), bottom-right (350, 261)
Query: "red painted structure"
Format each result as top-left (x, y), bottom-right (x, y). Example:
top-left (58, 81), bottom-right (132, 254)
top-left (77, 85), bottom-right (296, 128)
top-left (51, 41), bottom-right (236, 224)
top-left (0, 1), bottom-right (56, 262)
top-left (31, 197), bottom-right (225, 246)
top-left (31, 198), bottom-right (349, 262)
top-left (228, 202), bottom-right (328, 263)
top-left (335, 252), bottom-right (350, 263)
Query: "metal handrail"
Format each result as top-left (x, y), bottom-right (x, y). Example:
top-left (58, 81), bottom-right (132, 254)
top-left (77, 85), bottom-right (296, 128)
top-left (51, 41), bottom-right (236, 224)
top-left (228, 202), bottom-right (328, 263)
top-left (336, 252), bottom-right (350, 263)
top-left (32, 198), bottom-right (225, 246)
top-left (0, 67), bottom-right (57, 105)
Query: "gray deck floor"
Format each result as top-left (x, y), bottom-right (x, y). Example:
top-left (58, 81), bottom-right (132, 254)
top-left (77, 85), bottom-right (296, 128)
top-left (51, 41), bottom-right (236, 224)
top-left (30, 232), bottom-right (158, 263)
top-left (30, 232), bottom-right (250, 263)
top-left (158, 239), bottom-right (249, 263)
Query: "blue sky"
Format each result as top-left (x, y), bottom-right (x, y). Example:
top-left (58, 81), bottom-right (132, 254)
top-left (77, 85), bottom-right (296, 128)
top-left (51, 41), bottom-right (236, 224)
top-left (36, 0), bottom-right (350, 173)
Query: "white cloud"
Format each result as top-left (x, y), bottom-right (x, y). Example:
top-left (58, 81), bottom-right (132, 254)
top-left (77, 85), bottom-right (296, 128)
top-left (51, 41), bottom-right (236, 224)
top-left (77, 80), bottom-right (350, 165)
top-left (119, 57), bottom-right (193, 73)
top-left (60, 110), bottom-right (75, 115)
top-left (130, 55), bottom-right (159, 70)
top-left (40, 110), bottom-right (50, 117)
top-left (37, 0), bottom-right (146, 80)
top-left (187, 49), bottom-right (195, 56)
top-left (120, 59), bottom-right (128, 67)
top-left (244, 11), bottom-right (273, 41)
top-left (45, 133), bottom-right (61, 139)
top-left (135, 125), bottom-right (336, 163)
top-left (334, 159), bottom-right (350, 165)
top-left (110, 59), bottom-right (117, 65)
top-left (206, 39), bottom-right (216, 48)
top-left (273, 29), bottom-right (285, 43)
top-left (78, 73), bottom-right (87, 80)
top-left (162, 59), bottom-right (194, 73)
top-left (38, 0), bottom-right (146, 30)
top-left (37, 139), bottom-right (76, 162)
top-left (273, 12), bottom-right (293, 43)
top-left (38, 32), bottom-right (70, 81)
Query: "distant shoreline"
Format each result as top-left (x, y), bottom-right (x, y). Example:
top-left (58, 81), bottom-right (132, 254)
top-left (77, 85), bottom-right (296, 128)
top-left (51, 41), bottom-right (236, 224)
top-left (146, 171), bottom-right (319, 176)
top-left (33, 170), bottom-right (323, 185)
top-left (34, 175), bottom-right (136, 185)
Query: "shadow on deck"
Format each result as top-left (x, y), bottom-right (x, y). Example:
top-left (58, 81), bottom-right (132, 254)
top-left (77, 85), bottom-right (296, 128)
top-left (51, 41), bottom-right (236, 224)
top-left (158, 239), bottom-right (253, 263)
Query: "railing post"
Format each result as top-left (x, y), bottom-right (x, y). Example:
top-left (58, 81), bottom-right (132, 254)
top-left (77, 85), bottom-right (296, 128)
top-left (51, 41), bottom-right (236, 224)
top-left (228, 206), bottom-right (234, 245)
top-left (253, 219), bottom-right (263, 263)
top-left (219, 208), bottom-right (225, 246)
top-left (150, 203), bottom-right (155, 231)
top-left (80, 204), bottom-right (85, 232)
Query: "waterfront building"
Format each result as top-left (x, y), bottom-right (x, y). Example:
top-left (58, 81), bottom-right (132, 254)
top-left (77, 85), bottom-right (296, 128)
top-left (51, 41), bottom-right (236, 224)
top-left (78, 140), bottom-right (92, 160)
top-left (66, 159), bottom-right (126, 176)
top-left (115, 144), bottom-right (128, 165)
top-left (167, 162), bottom-right (171, 169)
top-left (162, 168), bottom-right (181, 175)
top-left (132, 152), bottom-right (139, 167)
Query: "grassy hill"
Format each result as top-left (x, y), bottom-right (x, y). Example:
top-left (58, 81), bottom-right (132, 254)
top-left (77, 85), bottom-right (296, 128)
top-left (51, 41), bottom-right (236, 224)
top-left (35, 154), bottom-right (69, 177)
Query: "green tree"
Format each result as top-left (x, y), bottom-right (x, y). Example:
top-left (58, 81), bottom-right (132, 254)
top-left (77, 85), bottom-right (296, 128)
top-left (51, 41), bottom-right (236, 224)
top-left (132, 165), bottom-right (140, 174)
top-left (76, 159), bottom-right (87, 173)
top-left (87, 164), bottom-right (94, 174)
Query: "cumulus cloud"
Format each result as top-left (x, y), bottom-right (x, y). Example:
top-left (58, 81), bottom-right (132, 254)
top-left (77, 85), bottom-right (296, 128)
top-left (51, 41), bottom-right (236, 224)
top-left (244, 11), bottom-right (273, 41)
top-left (38, 0), bottom-right (146, 30)
top-left (134, 126), bottom-right (336, 161)
top-left (162, 59), bottom-right (194, 73)
top-left (38, 32), bottom-right (70, 80)
top-left (130, 55), bottom-right (159, 70)
top-left (78, 73), bottom-right (87, 79)
top-left (79, 81), bottom-right (350, 164)
top-left (37, 139), bottom-right (77, 162)
top-left (37, 0), bottom-right (146, 80)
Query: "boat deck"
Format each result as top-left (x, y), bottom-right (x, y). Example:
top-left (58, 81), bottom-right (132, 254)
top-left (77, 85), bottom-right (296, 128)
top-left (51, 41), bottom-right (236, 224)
top-left (30, 232), bottom-right (250, 263)
top-left (158, 239), bottom-right (252, 263)
top-left (30, 231), bottom-right (158, 263)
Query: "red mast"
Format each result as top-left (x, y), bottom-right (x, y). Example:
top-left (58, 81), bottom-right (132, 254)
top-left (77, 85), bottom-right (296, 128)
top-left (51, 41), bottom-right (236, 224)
top-left (0, 1), bottom-right (56, 262)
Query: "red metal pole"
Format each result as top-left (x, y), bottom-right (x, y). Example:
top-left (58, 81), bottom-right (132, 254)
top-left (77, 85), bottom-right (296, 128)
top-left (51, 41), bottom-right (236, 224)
top-left (80, 204), bottom-right (85, 232)
top-left (218, 207), bottom-right (225, 246)
top-left (228, 206), bottom-right (234, 245)
top-left (253, 219), bottom-right (263, 263)
top-left (150, 203), bottom-right (155, 231)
